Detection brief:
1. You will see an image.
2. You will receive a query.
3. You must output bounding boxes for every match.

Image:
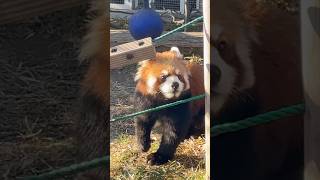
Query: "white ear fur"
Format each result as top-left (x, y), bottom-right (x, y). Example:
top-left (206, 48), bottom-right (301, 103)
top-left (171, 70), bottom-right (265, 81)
top-left (170, 46), bottom-right (183, 58)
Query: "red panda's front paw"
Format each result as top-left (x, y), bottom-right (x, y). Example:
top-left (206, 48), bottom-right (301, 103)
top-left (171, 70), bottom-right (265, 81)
top-left (137, 138), bottom-right (151, 152)
top-left (147, 152), bottom-right (171, 165)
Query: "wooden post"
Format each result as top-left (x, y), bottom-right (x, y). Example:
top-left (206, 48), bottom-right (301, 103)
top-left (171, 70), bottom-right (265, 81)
top-left (203, 0), bottom-right (210, 179)
top-left (184, 0), bottom-right (189, 32)
top-left (301, 0), bottom-right (320, 179)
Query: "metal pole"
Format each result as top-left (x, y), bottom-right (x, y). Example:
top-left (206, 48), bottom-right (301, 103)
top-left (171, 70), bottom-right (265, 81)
top-left (203, 0), bottom-right (210, 179)
top-left (184, 0), bottom-right (189, 32)
top-left (301, 0), bottom-right (320, 179)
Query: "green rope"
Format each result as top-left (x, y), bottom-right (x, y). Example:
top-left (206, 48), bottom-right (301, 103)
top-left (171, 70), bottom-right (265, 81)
top-left (153, 16), bottom-right (203, 42)
top-left (211, 103), bottom-right (305, 137)
top-left (21, 103), bottom-right (305, 180)
top-left (111, 94), bottom-right (205, 122)
top-left (20, 156), bottom-right (109, 180)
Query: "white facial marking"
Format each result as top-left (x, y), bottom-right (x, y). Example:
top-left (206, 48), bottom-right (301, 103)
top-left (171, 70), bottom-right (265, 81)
top-left (212, 23), bottom-right (256, 113)
top-left (235, 29), bottom-right (255, 90)
top-left (147, 76), bottom-right (157, 94)
top-left (161, 70), bottom-right (169, 75)
top-left (183, 73), bottom-right (190, 90)
top-left (213, 47), bottom-right (237, 113)
top-left (134, 60), bottom-right (149, 81)
top-left (160, 75), bottom-right (184, 99)
top-left (213, 24), bottom-right (237, 112)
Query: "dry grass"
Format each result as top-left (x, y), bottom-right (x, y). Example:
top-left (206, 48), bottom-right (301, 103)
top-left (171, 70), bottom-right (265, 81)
top-left (0, 5), bottom-right (88, 179)
top-left (110, 134), bottom-right (205, 180)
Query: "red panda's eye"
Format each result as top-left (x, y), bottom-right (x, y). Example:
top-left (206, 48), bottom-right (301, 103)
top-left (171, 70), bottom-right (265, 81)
top-left (160, 75), bottom-right (168, 81)
top-left (217, 40), bottom-right (227, 51)
top-left (177, 74), bottom-right (184, 81)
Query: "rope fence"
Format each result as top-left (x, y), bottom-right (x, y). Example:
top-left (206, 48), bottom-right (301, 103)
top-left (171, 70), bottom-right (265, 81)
top-left (21, 13), bottom-right (306, 180)
top-left (20, 157), bottom-right (109, 180)
top-left (211, 103), bottom-right (305, 137)
top-left (21, 94), bottom-right (305, 179)
top-left (111, 94), bottom-right (205, 121)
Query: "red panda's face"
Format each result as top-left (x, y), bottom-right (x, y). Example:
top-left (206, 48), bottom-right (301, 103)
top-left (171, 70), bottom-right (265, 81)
top-left (135, 47), bottom-right (191, 100)
top-left (212, 0), bottom-right (258, 114)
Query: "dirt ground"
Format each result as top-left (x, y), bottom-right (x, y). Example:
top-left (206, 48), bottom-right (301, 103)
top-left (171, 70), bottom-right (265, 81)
top-left (0, 5), bottom-right (88, 179)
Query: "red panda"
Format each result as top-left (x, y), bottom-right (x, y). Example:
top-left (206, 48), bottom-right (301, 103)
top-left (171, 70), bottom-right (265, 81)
top-left (134, 47), bottom-right (204, 165)
top-left (211, 0), bottom-right (303, 180)
top-left (76, 0), bottom-right (108, 179)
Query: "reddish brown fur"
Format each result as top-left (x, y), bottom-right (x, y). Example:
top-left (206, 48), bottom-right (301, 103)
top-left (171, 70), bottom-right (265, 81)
top-left (186, 62), bottom-right (205, 115)
top-left (250, 4), bottom-right (303, 179)
top-left (75, 0), bottom-right (109, 179)
top-left (136, 50), bottom-right (204, 115)
top-left (212, 1), bottom-right (303, 179)
top-left (82, 51), bottom-right (108, 101)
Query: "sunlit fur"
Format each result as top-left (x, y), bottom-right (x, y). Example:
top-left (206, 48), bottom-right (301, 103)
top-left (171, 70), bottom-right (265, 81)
top-left (212, 1), bottom-right (303, 180)
top-left (135, 47), bottom-right (190, 99)
top-left (134, 47), bottom-right (204, 165)
top-left (76, 0), bottom-right (108, 179)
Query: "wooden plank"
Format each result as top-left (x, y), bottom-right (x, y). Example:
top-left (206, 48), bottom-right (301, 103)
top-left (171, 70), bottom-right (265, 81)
top-left (0, 0), bottom-right (88, 25)
top-left (110, 37), bottom-right (156, 69)
top-left (110, 30), bottom-right (203, 47)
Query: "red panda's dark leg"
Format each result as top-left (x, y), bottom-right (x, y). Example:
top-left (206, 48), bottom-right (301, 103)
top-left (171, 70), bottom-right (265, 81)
top-left (135, 115), bottom-right (156, 152)
top-left (147, 112), bottom-right (191, 165)
top-left (186, 109), bottom-right (205, 138)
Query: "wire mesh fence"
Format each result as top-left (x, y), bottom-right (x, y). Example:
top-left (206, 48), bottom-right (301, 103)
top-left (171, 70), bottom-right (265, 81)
top-left (111, 0), bottom-right (125, 4)
top-left (110, 0), bottom-right (202, 13)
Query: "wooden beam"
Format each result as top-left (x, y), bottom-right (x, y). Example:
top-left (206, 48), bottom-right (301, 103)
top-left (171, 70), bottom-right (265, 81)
top-left (110, 37), bottom-right (156, 69)
top-left (110, 30), bottom-right (203, 47)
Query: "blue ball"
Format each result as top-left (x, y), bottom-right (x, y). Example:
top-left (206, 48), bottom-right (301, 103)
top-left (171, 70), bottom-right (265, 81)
top-left (129, 8), bottom-right (164, 40)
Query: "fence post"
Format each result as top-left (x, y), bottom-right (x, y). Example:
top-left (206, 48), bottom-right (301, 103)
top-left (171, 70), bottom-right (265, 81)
top-left (203, 0), bottom-right (210, 179)
top-left (301, 0), bottom-right (320, 179)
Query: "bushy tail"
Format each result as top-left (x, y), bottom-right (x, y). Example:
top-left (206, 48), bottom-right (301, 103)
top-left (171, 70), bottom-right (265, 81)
top-left (76, 0), bottom-right (109, 179)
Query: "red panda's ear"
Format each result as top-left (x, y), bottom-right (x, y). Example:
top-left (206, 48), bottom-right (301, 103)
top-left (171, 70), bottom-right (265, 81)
top-left (170, 47), bottom-right (183, 59)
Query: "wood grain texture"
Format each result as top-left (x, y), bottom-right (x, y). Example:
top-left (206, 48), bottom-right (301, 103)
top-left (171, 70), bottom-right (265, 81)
top-left (110, 37), bottom-right (156, 69)
top-left (110, 30), bottom-right (203, 47)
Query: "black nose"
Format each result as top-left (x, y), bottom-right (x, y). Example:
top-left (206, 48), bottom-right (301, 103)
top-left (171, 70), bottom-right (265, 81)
top-left (172, 82), bottom-right (179, 90)
top-left (212, 65), bottom-right (221, 87)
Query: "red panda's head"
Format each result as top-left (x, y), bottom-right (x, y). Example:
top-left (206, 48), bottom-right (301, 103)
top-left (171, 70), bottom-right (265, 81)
top-left (134, 47), bottom-right (191, 100)
top-left (212, 0), bottom-right (264, 115)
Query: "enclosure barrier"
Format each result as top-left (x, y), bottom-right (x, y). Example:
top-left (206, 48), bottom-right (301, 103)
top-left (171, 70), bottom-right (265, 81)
top-left (21, 99), bottom-right (305, 179)
top-left (21, 15), bottom-right (305, 180)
